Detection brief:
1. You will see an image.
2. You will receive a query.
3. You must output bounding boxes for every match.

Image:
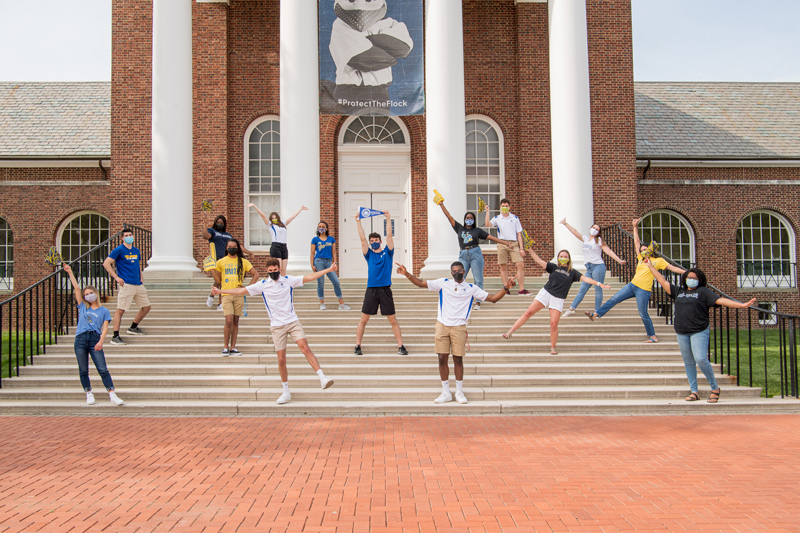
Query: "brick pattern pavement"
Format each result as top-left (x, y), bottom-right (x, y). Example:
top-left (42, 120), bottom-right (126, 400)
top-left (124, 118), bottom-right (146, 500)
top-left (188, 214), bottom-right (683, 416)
top-left (0, 416), bottom-right (799, 532)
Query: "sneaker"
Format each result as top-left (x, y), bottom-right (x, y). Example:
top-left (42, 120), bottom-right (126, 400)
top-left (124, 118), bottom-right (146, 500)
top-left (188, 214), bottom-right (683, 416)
top-left (229, 348), bottom-right (242, 356)
top-left (110, 336), bottom-right (126, 345)
top-left (455, 391), bottom-right (468, 404)
top-left (276, 391), bottom-right (291, 404)
top-left (221, 348), bottom-right (230, 357)
top-left (354, 345), bottom-right (363, 356)
top-left (434, 391), bottom-right (453, 404)
top-left (206, 295), bottom-right (214, 308)
top-left (86, 391), bottom-right (95, 405)
top-left (109, 391), bottom-right (124, 406)
top-left (473, 301), bottom-right (481, 310)
top-left (320, 376), bottom-right (334, 390)
top-left (561, 308), bottom-right (575, 318)
top-left (518, 289), bottom-right (531, 295)
top-left (127, 326), bottom-right (145, 335)
top-left (398, 345), bottom-right (409, 356)
top-left (217, 304), bottom-right (223, 311)
top-left (338, 303), bottom-right (351, 311)
top-left (320, 303), bottom-right (327, 310)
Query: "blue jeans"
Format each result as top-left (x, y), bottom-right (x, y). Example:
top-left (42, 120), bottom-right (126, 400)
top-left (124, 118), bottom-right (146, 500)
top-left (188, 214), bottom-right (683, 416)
top-left (458, 247), bottom-right (484, 289)
top-left (314, 257), bottom-right (343, 300)
top-left (74, 331), bottom-right (115, 392)
top-left (570, 262), bottom-right (606, 312)
top-left (676, 328), bottom-right (718, 392)
top-left (595, 282), bottom-right (655, 337)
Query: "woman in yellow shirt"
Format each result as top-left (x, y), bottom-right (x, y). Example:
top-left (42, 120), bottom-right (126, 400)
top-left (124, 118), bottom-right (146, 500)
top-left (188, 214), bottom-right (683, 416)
top-left (585, 218), bottom-right (685, 342)
top-left (214, 238), bottom-right (259, 356)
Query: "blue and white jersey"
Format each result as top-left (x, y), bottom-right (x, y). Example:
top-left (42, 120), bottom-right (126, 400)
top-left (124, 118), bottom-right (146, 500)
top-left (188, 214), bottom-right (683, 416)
top-left (269, 224), bottom-right (288, 244)
top-left (246, 275), bottom-right (304, 327)
top-left (426, 278), bottom-right (489, 326)
top-left (489, 213), bottom-right (523, 241)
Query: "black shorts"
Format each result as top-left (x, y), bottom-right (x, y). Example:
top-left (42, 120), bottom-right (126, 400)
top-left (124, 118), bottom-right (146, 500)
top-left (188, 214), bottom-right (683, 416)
top-left (361, 286), bottom-right (396, 316)
top-left (269, 242), bottom-right (288, 260)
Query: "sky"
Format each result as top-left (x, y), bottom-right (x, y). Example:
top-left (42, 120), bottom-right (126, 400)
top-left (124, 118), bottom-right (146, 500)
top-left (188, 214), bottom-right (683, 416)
top-left (0, 0), bottom-right (798, 83)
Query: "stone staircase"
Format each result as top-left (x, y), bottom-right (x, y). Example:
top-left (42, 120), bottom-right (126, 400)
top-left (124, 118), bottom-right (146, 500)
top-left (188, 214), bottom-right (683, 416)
top-left (1, 273), bottom-right (798, 416)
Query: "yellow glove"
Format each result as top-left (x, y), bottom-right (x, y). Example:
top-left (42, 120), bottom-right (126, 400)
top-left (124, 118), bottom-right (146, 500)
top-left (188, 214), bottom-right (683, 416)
top-left (45, 246), bottom-right (63, 266)
top-left (522, 230), bottom-right (535, 250)
top-left (432, 189), bottom-right (444, 206)
top-left (642, 241), bottom-right (659, 259)
top-left (478, 197), bottom-right (486, 213)
top-left (201, 200), bottom-right (214, 212)
top-left (203, 256), bottom-right (217, 272)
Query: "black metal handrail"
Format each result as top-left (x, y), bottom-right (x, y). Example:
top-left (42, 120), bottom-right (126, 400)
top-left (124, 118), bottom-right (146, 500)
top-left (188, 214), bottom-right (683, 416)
top-left (0, 224), bottom-right (151, 387)
top-left (602, 223), bottom-right (799, 398)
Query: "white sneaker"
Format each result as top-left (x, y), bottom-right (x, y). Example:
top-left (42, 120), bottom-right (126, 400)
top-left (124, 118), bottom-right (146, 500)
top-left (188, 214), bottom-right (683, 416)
top-left (338, 303), bottom-right (351, 310)
top-left (86, 391), bottom-right (95, 405)
top-left (562, 308), bottom-right (575, 317)
top-left (320, 376), bottom-right (334, 389)
top-left (276, 391), bottom-right (291, 404)
top-left (109, 391), bottom-right (124, 406)
top-left (320, 303), bottom-right (326, 310)
top-left (216, 304), bottom-right (223, 311)
top-left (434, 391), bottom-right (453, 404)
top-left (206, 295), bottom-right (214, 308)
top-left (473, 301), bottom-right (481, 310)
top-left (455, 391), bottom-right (468, 404)
top-left (221, 348), bottom-right (229, 357)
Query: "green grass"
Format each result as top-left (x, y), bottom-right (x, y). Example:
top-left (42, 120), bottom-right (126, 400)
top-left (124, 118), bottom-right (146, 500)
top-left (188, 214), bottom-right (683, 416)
top-left (1, 331), bottom-right (49, 379)
top-left (713, 329), bottom-right (800, 398)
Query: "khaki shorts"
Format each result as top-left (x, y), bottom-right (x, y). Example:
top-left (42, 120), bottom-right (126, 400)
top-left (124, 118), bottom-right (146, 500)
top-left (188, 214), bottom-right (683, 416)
top-left (221, 294), bottom-right (244, 316)
top-left (116, 283), bottom-right (150, 311)
top-left (271, 320), bottom-right (306, 351)
top-left (434, 321), bottom-right (468, 357)
top-left (497, 241), bottom-right (523, 265)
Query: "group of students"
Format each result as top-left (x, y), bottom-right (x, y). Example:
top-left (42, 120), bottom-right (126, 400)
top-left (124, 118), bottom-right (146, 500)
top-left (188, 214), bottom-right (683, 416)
top-left (67, 203), bottom-right (754, 407)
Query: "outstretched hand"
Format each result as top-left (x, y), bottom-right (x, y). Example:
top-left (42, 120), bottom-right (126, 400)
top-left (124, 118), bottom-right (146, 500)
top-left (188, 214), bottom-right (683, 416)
top-left (506, 276), bottom-right (517, 289)
top-left (329, 262), bottom-right (338, 273)
top-left (246, 203), bottom-right (255, 208)
top-left (300, 205), bottom-right (309, 211)
top-left (598, 283), bottom-right (612, 290)
top-left (395, 263), bottom-right (409, 277)
top-left (62, 263), bottom-right (72, 274)
top-left (211, 286), bottom-right (221, 295)
top-left (632, 217), bottom-right (640, 226)
top-left (743, 297), bottom-right (758, 308)
top-left (559, 217), bottom-right (567, 225)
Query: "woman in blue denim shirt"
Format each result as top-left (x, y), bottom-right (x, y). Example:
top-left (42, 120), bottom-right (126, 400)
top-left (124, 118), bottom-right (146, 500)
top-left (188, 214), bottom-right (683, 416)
top-left (310, 221), bottom-right (351, 311)
top-left (62, 263), bottom-right (124, 406)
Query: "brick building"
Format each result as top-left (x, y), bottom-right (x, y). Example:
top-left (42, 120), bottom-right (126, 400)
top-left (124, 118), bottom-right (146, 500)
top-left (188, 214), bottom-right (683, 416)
top-left (1, 0), bottom-right (799, 314)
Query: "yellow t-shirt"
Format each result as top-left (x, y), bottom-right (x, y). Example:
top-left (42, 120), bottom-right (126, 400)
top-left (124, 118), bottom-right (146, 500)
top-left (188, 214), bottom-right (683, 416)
top-left (631, 254), bottom-right (669, 291)
top-left (215, 256), bottom-right (254, 290)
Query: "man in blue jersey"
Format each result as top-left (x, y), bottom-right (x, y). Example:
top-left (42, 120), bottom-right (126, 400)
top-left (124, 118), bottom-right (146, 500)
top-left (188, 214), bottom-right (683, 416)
top-left (396, 261), bottom-right (515, 404)
top-left (103, 228), bottom-right (151, 345)
top-left (354, 210), bottom-right (407, 356)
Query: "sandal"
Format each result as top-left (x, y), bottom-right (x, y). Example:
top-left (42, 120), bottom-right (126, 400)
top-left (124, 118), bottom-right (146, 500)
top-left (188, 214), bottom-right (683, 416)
top-left (685, 392), bottom-right (700, 402)
top-left (643, 337), bottom-right (658, 343)
top-left (550, 349), bottom-right (558, 355)
top-left (502, 332), bottom-right (512, 340)
top-left (584, 311), bottom-right (596, 321)
top-left (707, 389), bottom-right (721, 403)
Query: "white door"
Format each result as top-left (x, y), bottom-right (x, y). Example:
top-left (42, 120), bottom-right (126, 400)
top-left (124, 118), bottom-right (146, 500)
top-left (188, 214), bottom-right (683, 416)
top-left (341, 192), bottom-right (408, 278)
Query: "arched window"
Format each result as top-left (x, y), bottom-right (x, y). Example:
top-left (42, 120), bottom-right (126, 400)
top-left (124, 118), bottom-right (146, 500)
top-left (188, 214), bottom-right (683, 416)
top-left (737, 211), bottom-right (796, 288)
top-left (245, 117), bottom-right (281, 248)
top-left (639, 210), bottom-right (695, 269)
top-left (465, 116), bottom-right (504, 239)
top-left (58, 211), bottom-right (110, 263)
top-left (0, 217), bottom-right (13, 291)
top-left (342, 116), bottom-right (406, 144)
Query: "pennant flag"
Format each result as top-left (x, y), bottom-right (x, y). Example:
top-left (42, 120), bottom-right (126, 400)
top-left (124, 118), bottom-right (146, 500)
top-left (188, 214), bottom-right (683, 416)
top-left (478, 197), bottom-right (486, 213)
top-left (432, 189), bottom-right (444, 205)
top-left (357, 207), bottom-right (385, 219)
top-left (45, 246), bottom-right (63, 266)
top-left (201, 200), bottom-right (214, 212)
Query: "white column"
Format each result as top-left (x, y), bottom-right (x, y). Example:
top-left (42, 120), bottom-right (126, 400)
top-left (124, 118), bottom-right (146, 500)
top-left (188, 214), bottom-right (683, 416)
top-left (146, 0), bottom-right (197, 274)
top-left (549, 0), bottom-right (594, 264)
top-left (420, 0), bottom-right (467, 278)
top-left (280, 0), bottom-right (320, 274)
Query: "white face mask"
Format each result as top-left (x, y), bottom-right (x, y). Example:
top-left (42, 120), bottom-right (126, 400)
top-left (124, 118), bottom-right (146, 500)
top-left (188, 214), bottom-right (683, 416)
top-left (84, 293), bottom-right (97, 303)
top-left (589, 228), bottom-right (599, 236)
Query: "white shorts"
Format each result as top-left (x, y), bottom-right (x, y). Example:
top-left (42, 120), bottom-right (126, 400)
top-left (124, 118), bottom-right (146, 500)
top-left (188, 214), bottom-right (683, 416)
top-left (535, 288), bottom-right (565, 312)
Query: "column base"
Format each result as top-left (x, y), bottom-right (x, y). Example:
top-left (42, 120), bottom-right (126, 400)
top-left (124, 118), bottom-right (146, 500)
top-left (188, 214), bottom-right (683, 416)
top-left (144, 256), bottom-right (200, 274)
top-left (420, 255), bottom-right (459, 279)
top-left (285, 256), bottom-right (313, 276)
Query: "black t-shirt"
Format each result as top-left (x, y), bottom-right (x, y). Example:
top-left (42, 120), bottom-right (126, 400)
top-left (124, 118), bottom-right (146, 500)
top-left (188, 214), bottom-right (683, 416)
top-left (207, 227), bottom-right (233, 260)
top-left (543, 262), bottom-right (583, 299)
top-left (668, 283), bottom-right (721, 335)
top-left (453, 222), bottom-right (489, 250)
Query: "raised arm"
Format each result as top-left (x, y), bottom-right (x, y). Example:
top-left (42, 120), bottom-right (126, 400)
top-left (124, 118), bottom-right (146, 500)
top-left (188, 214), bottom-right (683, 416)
top-left (285, 205), bottom-right (308, 226)
top-left (438, 201), bottom-right (456, 227)
top-left (356, 213), bottom-right (369, 255)
top-left (484, 210), bottom-right (492, 228)
top-left (580, 275), bottom-right (611, 290)
top-left (202, 211), bottom-right (214, 240)
top-left (717, 297), bottom-right (758, 309)
top-left (528, 248), bottom-right (548, 270)
top-left (632, 217), bottom-right (641, 252)
top-left (396, 263), bottom-right (427, 288)
top-left (62, 264), bottom-right (83, 305)
top-left (247, 203), bottom-right (271, 226)
top-left (559, 218), bottom-right (584, 241)
top-left (302, 262), bottom-right (337, 284)
top-left (601, 244), bottom-right (627, 265)
top-left (384, 210), bottom-right (394, 251)
top-left (643, 258), bottom-right (671, 295)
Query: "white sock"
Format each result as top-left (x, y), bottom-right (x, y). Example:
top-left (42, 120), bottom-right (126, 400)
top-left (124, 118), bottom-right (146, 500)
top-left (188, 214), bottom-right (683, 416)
top-left (456, 380), bottom-right (463, 393)
top-left (442, 381), bottom-right (451, 394)
top-left (316, 369), bottom-right (325, 378)
top-left (282, 382), bottom-right (289, 392)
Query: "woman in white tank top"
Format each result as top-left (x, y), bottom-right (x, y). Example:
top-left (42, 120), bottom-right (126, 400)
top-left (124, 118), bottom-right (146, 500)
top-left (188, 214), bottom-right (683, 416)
top-left (248, 203), bottom-right (308, 275)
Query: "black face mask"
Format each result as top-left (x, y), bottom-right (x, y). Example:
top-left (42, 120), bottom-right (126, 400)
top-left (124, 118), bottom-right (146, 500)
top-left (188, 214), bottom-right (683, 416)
top-left (215, 223), bottom-right (225, 231)
top-left (227, 248), bottom-right (237, 256)
top-left (268, 271), bottom-right (281, 281)
top-left (452, 272), bottom-right (465, 283)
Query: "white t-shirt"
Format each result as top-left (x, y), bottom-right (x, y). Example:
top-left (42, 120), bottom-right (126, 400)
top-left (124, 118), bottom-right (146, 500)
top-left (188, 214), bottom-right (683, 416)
top-left (246, 275), bottom-right (304, 327)
top-left (427, 278), bottom-right (490, 326)
top-left (489, 214), bottom-right (523, 241)
top-left (270, 224), bottom-right (288, 244)
top-left (582, 235), bottom-right (604, 265)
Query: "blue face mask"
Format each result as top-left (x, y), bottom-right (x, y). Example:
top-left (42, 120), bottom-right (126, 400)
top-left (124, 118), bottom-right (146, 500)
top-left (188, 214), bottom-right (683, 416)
top-left (686, 278), bottom-right (699, 289)
top-left (370, 242), bottom-right (381, 250)
top-left (124, 236), bottom-right (134, 245)
top-left (464, 219), bottom-right (474, 227)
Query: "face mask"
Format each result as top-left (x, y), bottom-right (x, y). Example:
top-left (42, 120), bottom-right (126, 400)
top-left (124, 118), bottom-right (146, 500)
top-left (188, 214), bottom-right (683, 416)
top-left (686, 278), bottom-right (699, 289)
top-left (558, 257), bottom-right (569, 265)
top-left (227, 248), bottom-right (237, 256)
top-left (370, 242), bottom-right (381, 250)
top-left (318, 228), bottom-right (326, 234)
top-left (270, 218), bottom-right (278, 224)
top-left (452, 272), bottom-right (465, 283)
top-left (83, 293), bottom-right (97, 303)
top-left (124, 236), bottom-right (134, 245)
top-left (464, 219), bottom-right (474, 227)
top-left (500, 207), bottom-right (510, 214)
top-left (589, 228), bottom-right (599, 236)
top-left (215, 223), bottom-right (225, 231)
top-left (268, 271), bottom-right (280, 281)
